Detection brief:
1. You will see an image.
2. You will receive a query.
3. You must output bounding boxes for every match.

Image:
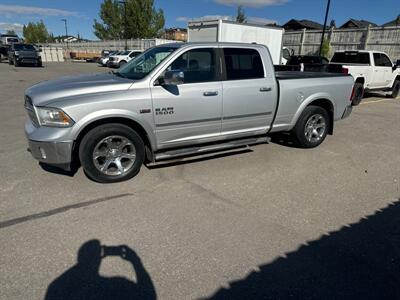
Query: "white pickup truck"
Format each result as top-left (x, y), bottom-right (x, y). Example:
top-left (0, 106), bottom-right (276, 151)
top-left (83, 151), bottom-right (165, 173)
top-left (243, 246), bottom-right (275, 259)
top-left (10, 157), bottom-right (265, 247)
top-left (330, 50), bottom-right (400, 105)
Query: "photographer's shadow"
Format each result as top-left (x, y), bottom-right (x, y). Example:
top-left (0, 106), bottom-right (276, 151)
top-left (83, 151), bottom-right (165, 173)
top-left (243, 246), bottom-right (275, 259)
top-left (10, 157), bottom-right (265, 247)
top-left (45, 240), bottom-right (157, 300)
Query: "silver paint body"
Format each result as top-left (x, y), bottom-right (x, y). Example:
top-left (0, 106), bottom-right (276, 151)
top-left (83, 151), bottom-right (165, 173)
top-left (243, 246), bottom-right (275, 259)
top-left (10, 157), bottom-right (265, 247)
top-left (24, 42), bottom-right (354, 166)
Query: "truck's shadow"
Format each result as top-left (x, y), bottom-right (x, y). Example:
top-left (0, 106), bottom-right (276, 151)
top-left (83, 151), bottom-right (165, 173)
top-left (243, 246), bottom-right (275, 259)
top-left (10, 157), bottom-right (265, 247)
top-left (207, 199), bottom-right (400, 300)
top-left (44, 240), bottom-right (157, 300)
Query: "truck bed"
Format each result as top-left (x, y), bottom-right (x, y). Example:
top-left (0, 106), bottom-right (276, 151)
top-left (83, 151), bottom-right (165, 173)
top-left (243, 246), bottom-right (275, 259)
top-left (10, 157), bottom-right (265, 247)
top-left (275, 71), bottom-right (350, 80)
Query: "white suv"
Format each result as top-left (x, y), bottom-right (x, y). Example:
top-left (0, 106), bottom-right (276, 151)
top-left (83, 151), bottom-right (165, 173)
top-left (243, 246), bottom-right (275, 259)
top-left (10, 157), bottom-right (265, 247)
top-left (107, 50), bottom-right (142, 68)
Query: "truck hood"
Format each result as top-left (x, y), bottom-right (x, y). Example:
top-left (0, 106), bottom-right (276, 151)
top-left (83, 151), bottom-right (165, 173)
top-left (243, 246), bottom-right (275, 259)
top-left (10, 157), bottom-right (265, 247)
top-left (16, 50), bottom-right (38, 58)
top-left (26, 72), bottom-right (133, 106)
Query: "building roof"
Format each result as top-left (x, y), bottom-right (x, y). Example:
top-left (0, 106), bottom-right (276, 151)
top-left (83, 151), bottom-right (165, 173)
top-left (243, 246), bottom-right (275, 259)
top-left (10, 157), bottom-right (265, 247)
top-left (382, 15), bottom-right (400, 27)
top-left (339, 19), bottom-right (378, 28)
top-left (283, 19), bottom-right (324, 30)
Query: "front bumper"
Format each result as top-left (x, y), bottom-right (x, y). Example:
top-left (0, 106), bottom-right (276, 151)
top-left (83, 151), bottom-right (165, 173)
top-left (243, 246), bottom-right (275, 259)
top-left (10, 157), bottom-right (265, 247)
top-left (27, 140), bottom-right (73, 165)
top-left (16, 57), bottom-right (40, 64)
top-left (341, 105), bottom-right (353, 119)
top-left (107, 61), bottom-right (120, 68)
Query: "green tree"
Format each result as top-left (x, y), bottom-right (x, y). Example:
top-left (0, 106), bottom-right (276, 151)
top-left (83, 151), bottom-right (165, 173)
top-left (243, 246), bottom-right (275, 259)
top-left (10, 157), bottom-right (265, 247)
top-left (320, 38), bottom-right (331, 59)
top-left (23, 20), bottom-right (51, 43)
top-left (93, 0), bottom-right (165, 40)
top-left (6, 29), bottom-right (16, 35)
top-left (236, 5), bottom-right (247, 23)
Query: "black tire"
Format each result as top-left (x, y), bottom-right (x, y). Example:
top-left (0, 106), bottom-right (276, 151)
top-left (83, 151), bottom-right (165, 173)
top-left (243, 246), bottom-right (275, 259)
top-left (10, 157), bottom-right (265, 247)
top-left (79, 124), bottom-right (145, 183)
top-left (351, 82), bottom-right (364, 106)
top-left (390, 80), bottom-right (400, 99)
top-left (292, 105), bottom-right (330, 148)
top-left (36, 60), bottom-right (42, 67)
top-left (119, 60), bottom-right (127, 67)
top-left (9, 57), bottom-right (13, 65)
top-left (13, 57), bottom-right (19, 67)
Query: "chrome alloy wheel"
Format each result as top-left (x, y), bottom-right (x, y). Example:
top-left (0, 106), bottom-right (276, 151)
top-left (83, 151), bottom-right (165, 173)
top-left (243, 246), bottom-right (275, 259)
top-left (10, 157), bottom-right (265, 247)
top-left (304, 114), bottom-right (326, 143)
top-left (92, 135), bottom-right (136, 176)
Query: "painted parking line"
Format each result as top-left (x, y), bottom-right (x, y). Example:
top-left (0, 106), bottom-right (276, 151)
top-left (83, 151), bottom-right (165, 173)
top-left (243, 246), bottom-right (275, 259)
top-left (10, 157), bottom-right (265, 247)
top-left (360, 98), bottom-right (398, 105)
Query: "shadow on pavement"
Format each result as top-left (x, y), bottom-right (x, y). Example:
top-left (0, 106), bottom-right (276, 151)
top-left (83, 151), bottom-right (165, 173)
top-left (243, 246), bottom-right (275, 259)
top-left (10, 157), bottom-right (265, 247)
top-left (45, 240), bottom-right (156, 300)
top-left (207, 199), bottom-right (400, 300)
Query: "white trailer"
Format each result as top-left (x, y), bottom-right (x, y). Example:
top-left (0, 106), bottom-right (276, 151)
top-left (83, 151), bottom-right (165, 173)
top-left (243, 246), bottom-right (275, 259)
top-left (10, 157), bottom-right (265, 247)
top-left (188, 19), bottom-right (284, 65)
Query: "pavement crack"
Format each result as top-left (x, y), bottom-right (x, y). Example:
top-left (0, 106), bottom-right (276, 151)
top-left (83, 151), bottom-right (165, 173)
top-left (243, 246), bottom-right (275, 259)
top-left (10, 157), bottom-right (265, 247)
top-left (0, 193), bottom-right (133, 229)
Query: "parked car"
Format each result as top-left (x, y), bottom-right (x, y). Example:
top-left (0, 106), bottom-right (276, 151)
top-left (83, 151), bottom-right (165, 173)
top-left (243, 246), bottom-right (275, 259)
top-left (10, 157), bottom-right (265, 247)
top-left (8, 43), bottom-right (42, 67)
top-left (107, 50), bottom-right (142, 68)
top-left (330, 50), bottom-right (400, 104)
top-left (98, 51), bottom-right (119, 66)
top-left (0, 34), bottom-right (22, 61)
top-left (276, 55), bottom-right (330, 72)
top-left (24, 42), bottom-right (354, 183)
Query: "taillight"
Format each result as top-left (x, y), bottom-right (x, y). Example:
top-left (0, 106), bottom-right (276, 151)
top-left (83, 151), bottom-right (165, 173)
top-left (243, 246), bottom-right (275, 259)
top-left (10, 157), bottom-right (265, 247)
top-left (342, 67), bottom-right (349, 74)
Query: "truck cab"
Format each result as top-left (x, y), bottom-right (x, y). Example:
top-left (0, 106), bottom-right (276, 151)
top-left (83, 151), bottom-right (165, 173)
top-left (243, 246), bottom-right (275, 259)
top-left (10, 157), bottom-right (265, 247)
top-left (331, 51), bottom-right (400, 104)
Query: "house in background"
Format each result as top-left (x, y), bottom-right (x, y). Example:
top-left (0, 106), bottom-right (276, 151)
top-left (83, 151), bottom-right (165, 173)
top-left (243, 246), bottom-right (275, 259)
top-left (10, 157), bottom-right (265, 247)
top-left (283, 19), bottom-right (323, 31)
top-left (164, 28), bottom-right (187, 41)
top-left (339, 19), bottom-right (377, 29)
top-left (382, 15), bottom-right (400, 27)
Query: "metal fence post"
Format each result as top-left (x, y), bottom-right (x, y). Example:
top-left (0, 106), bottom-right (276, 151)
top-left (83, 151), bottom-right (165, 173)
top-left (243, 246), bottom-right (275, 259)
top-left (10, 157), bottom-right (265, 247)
top-left (363, 25), bottom-right (371, 50)
top-left (299, 29), bottom-right (306, 55)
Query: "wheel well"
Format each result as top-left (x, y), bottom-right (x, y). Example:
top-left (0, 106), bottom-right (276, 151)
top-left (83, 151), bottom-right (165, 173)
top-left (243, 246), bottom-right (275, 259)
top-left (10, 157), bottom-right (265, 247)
top-left (72, 117), bottom-right (153, 165)
top-left (308, 99), bottom-right (334, 135)
top-left (395, 75), bottom-right (400, 83)
top-left (355, 77), bottom-right (365, 85)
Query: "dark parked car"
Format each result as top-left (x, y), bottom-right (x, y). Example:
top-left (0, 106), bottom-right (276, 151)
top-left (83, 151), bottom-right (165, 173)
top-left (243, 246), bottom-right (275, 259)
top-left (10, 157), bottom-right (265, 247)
top-left (8, 43), bottom-right (42, 67)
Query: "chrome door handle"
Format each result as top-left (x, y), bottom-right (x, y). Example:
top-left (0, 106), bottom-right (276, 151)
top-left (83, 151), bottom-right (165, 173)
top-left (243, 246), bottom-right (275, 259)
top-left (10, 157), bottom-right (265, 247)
top-left (203, 91), bottom-right (218, 96)
top-left (260, 87), bottom-right (272, 92)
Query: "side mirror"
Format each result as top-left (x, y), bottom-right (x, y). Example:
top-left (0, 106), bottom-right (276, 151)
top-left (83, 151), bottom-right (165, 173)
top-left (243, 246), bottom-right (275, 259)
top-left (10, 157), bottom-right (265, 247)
top-left (163, 70), bottom-right (184, 85)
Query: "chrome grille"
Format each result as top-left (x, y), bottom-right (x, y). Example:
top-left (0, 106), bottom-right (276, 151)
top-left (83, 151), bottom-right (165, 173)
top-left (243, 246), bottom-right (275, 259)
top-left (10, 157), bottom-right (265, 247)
top-left (24, 95), bottom-right (39, 127)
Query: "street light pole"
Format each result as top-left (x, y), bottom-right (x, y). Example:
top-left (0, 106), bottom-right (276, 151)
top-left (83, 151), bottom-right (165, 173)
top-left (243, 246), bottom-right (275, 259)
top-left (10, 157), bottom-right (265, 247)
top-left (119, 0), bottom-right (128, 50)
top-left (61, 19), bottom-right (68, 48)
top-left (318, 0), bottom-right (331, 56)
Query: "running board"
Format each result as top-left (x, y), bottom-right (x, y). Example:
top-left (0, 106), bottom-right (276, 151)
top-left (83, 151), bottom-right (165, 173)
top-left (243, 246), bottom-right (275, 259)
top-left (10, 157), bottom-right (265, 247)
top-left (153, 136), bottom-right (270, 162)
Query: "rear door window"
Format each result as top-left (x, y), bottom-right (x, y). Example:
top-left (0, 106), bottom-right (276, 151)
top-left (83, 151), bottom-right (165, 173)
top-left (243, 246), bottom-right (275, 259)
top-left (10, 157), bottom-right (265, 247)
top-left (223, 48), bottom-right (264, 80)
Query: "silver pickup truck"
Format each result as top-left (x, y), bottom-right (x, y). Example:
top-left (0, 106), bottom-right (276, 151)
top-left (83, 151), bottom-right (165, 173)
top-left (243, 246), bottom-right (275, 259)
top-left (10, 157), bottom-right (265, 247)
top-left (25, 42), bottom-right (354, 183)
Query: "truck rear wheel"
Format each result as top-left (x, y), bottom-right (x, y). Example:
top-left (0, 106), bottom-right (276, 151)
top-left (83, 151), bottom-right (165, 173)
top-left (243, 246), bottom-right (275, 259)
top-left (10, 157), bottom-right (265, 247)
top-left (292, 105), bottom-right (330, 148)
top-left (390, 80), bottom-right (400, 98)
top-left (79, 124), bottom-right (145, 183)
top-left (351, 82), bottom-right (364, 105)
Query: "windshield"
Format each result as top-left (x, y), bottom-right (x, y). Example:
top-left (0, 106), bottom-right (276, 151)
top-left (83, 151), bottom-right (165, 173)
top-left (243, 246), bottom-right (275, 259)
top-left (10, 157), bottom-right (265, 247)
top-left (14, 44), bottom-right (35, 51)
top-left (118, 46), bottom-right (178, 80)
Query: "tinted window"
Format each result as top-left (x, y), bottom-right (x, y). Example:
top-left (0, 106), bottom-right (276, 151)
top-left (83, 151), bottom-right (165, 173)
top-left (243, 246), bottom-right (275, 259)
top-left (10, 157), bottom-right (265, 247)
top-left (331, 52), bottom-right (370, 65)
top-left (129, 51), bottom-right (140, 58)
top-left (13, 44), bottom-right (35, 51)
top-left (374, 53), bottom-right (392, 67)
top-left (167, 48), bottom-right (217, 84)
top-left (223, 48), bottom-right (264, 80)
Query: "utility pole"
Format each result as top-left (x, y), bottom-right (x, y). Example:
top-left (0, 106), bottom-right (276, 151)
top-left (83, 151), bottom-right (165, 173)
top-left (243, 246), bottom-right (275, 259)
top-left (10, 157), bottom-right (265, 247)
top-left (318, 0), bottom-right (331, 56)
top-left (119, 0), bottom-right (128, 50)
top-left (61, 19), bottom-right (68, 48)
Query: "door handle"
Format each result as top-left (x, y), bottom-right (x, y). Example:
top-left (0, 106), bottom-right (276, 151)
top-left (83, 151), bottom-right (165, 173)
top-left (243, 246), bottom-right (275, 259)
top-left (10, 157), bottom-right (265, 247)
top-left (260, 87), bottom-right (272, 92)
top-left (203, 91), bottom-right (218, 96)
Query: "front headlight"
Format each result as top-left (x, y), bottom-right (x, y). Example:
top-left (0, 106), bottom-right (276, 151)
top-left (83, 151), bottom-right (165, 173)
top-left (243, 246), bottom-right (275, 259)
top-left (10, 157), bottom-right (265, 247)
top-left (36, 107), bottom-right (75, 127)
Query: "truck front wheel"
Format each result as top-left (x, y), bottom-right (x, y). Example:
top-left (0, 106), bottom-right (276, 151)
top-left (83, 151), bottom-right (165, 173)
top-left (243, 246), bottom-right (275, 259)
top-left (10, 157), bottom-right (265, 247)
top-left (79, 124), bottom-right (145, 183)
top-left (390, 80), bottom-right (400, 98)
top-left (293, 106), bottom-right (330, 148)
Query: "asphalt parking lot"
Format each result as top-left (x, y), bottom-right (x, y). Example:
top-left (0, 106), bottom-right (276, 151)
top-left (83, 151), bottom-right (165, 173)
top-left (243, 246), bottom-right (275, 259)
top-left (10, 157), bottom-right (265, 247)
top-left (0, 62), bottom-right (399, 299)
